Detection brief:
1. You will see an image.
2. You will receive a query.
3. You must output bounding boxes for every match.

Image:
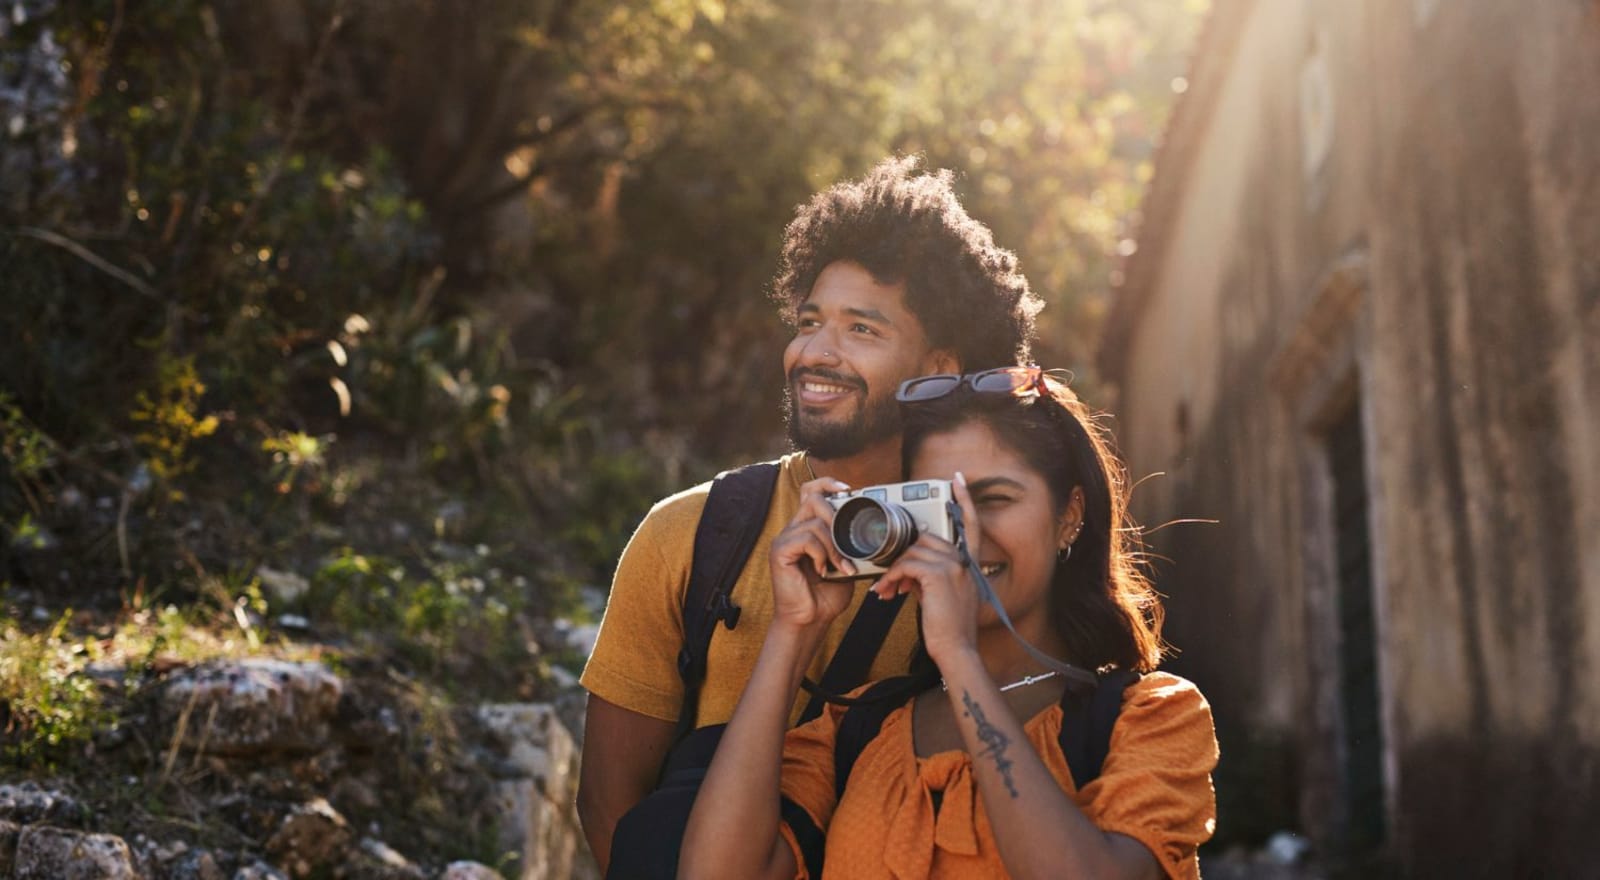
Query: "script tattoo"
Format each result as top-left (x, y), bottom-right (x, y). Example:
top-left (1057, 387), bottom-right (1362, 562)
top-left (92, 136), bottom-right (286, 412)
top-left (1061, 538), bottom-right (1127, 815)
top-left (961, 690), bottom-right (1019, 798)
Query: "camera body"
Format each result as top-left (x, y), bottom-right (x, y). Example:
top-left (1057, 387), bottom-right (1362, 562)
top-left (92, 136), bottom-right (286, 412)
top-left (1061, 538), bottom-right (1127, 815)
top-left (822, 479), bottom-right (955, 581)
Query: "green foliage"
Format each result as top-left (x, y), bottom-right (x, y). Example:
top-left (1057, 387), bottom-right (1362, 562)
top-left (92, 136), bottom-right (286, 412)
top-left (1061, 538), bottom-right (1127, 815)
top-left (0, 608), bottom-right (113, 768)
top-left (0, 392), bottom-right (55, 481)
top-left (130, 355), bottom-right (219, 487)
top-left (0, 0), bottom-right (1202, 669)
top-left (262, 430), bottom-right (331, 495)
top-left (299, 548), bottom-right (534, 688)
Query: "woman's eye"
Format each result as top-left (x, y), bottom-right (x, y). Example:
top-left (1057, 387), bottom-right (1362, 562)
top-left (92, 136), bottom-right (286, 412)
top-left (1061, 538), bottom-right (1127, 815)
top-left (850, 323), bottom-right (879, 335)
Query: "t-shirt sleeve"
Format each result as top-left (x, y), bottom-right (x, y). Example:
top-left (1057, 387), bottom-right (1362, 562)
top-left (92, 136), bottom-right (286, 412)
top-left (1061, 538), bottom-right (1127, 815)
top-left (578, 497), bottom-right (696, 721)
top-left (1078, 674), bottom-right (1220, 880)
top-left (776, 698), bottom-right (849, 879)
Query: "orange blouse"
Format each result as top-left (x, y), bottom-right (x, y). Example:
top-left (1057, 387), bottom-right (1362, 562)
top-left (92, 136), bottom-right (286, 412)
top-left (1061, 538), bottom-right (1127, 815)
top-left (777, 672), bottom-right (1219, 880)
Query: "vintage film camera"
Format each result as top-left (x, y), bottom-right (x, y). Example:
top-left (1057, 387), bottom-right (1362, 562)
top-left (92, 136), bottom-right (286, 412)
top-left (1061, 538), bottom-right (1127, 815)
top-left (822, 479), bottom-right (955, 581)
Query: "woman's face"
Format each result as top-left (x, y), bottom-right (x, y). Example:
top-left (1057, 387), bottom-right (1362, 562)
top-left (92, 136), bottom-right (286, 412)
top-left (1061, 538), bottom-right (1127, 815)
top-left (908, 419), bottom-right (1077, 629)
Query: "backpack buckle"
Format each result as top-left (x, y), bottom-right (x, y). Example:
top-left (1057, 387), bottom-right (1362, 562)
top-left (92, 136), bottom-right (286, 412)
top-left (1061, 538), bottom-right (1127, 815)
top-left (712, 593), bottom-right (741, 629)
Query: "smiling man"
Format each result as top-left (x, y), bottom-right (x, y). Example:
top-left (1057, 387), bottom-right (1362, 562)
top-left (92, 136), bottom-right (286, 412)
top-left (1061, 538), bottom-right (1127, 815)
top-left (576, 156), bottom-right (1043, 873)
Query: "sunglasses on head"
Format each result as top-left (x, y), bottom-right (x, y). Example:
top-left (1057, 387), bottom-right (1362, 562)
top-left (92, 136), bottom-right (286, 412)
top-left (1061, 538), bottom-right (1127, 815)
top-left (895, 365), bottom-right (1075, 403)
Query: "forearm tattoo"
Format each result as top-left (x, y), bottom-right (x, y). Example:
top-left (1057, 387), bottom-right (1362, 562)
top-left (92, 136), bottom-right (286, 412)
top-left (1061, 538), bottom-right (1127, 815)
top-left (961, 690), bottom-right (1018, 798)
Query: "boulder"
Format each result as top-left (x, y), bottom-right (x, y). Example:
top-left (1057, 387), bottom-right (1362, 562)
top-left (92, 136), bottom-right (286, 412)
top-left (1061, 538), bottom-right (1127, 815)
top-left (162, 659), bottom-right (343, 756)
top-left (475, 703), bottom-right (597, 880)
top-left (233, 861), bottom-right (290, 880)
top-left (168, 849), bottom-right (226, 880)
top-left (335, 837), bottom-right (426, 880)
top-left (255, 568), bottom-right (310, 605)
top-left (264, 798), bottom-right (351, 878)
top-left (0, 819), bottom-right (20, 877)
top-left (0, 781), bottom-right (86, 825)
top-left (14, 825), bottom-right (140, 880)
top-left (139, 839), bottom-right (225, 880)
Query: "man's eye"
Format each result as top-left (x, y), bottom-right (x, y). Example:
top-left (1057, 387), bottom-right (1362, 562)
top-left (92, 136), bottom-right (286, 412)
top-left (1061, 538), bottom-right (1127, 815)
top-left (850, 323), bottom-right (879, 335)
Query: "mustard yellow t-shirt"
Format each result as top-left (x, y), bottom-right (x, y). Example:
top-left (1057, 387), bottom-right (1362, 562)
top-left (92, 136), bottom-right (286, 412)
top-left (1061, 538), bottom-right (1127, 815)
top-left (580, 452), bottom-right (923, 727)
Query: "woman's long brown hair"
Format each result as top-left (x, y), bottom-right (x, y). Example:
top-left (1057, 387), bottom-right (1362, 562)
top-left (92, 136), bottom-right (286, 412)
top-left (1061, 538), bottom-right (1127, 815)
top-left (901, 377), bottom-right (1165, 672)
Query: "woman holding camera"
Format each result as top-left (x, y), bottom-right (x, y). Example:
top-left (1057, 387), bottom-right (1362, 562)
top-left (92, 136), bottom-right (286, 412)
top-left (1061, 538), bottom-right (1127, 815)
top-left (678, 366), bottom-right (1218, 880)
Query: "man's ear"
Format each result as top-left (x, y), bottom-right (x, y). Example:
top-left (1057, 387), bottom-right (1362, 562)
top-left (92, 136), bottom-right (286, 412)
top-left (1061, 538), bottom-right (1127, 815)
top-left (927, 349), bottom-right (960, 375)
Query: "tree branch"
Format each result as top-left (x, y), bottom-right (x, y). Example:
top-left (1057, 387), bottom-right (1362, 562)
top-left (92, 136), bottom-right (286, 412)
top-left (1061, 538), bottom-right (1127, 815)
top-left (12, 226), bottom-right (165, 302)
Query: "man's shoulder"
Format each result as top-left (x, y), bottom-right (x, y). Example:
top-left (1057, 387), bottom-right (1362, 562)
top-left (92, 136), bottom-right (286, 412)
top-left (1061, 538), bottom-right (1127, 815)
top-left (639, 479), bottom-right (714, 536)
top-left (637, 454), bottom-right (800, 536)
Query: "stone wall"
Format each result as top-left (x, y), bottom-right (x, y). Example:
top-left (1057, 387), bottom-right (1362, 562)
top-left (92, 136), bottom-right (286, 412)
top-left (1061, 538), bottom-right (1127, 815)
top-left (1103, 0), bottom-right (1600, 873)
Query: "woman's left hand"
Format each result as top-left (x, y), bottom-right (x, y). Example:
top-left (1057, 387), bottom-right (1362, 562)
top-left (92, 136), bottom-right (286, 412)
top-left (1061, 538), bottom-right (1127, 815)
top-left (872, 471), bottom-right (985, 663)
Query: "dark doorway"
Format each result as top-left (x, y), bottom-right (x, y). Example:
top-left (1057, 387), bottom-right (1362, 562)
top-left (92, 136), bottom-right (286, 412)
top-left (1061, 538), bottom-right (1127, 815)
top-left (1325, 396), bottom-right (1388, 856)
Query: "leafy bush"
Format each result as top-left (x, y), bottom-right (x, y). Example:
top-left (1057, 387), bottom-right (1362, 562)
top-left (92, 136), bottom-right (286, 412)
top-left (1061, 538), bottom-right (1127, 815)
top-left (1, 0), bottom-right (1200, 679)
top-left (0, 608), bottom-right (112, 767)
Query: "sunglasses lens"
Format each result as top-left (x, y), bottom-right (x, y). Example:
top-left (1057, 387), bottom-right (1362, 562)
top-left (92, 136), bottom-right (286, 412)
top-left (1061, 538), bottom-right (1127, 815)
top-left (899, 375), bottom-right (962, 401)
top-left (971, 367), bottom-right (1038, 394)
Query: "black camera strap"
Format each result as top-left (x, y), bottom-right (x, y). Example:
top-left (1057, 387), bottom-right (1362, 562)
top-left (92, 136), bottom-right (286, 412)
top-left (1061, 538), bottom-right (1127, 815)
top-left (948, 499), bottom-right (1099, 688)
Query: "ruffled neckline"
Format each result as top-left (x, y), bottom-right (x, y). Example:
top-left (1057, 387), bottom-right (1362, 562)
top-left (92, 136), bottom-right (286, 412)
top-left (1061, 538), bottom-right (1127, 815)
top-left (870, 702), bottom-right (1066, 880)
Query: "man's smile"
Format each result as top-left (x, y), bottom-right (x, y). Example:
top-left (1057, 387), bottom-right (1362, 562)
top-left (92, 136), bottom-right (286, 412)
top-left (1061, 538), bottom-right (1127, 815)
top-left (792, 370), bottom-right (865, 407)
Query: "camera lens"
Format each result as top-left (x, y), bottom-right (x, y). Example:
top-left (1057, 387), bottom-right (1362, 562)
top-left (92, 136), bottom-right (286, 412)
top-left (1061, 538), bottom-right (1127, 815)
top-left (833, 497), bottom-right (917, 564)
top-left (848, 507), bottom-right (890, 553)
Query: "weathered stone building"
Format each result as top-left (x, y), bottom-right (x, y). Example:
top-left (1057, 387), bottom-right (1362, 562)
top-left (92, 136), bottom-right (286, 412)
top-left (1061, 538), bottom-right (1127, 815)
top-left (1100, 0), bottom-right (1600, 875)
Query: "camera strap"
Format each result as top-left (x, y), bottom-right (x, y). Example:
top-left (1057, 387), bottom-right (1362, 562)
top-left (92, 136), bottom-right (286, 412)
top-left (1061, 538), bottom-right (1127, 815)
top-left (948, 500), bottom-right (1099, 688)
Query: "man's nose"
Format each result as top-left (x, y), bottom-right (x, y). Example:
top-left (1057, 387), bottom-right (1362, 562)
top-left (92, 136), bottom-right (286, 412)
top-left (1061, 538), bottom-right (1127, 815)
top-left (796, 328), bottom-right (842, 367)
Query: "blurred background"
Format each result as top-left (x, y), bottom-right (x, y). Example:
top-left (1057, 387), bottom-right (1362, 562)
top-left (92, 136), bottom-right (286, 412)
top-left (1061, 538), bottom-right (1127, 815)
top-left (3, 0), bottom-right (1597, 878)
top-left (0, 0), bottom-right (1206, 876)
top-left (1, 0), bottom-right (1198, 615)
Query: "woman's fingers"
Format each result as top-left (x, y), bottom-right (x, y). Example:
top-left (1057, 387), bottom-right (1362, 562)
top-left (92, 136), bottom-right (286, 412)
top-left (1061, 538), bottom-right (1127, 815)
top-left (800, 519), bottom-right (847, 578)
top-left (793, 477), bottom-right (855, 576)
top-left (872, 539), bottom-right (966, 598)
top-left (796, 476), bottom-right (849, 516)
top-left (775, 518), bottom-right (847, 577)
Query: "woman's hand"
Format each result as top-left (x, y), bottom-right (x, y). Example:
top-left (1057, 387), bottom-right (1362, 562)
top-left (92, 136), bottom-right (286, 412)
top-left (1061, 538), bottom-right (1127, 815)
top-left (769, 477), bottom-right (858, 630)
top-left (871, 471), bottom-right (984, 663)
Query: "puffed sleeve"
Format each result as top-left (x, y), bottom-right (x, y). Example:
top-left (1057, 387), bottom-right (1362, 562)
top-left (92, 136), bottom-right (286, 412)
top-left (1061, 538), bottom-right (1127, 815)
top-left (1077, 672), bottom-right (1219, 880)
top-left (775, 695), bottom-right (854, 879)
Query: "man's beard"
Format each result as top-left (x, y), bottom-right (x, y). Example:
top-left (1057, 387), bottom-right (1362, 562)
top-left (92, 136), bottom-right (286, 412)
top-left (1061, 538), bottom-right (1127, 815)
top-left (784, 368), bottom-right (903, 460)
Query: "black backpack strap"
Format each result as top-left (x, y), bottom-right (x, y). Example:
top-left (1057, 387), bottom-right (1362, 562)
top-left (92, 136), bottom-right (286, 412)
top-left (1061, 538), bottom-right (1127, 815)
top-left (670, 461), bottom-right (782, 747)
top-left (830, 676), bottom-right (920, 798)
top-left (1059, 668), bottom-right (1141, 790)
top-left (779, 795), bottom-right (827, 879)
top-left (776, 676), bottom-right (915, 880)
top-left (797, 591), bottom-right (910, 724)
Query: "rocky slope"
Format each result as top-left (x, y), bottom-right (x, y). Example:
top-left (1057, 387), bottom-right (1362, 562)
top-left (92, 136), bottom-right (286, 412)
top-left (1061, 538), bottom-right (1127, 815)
top-left (1, 653), bottom-right (597, 880)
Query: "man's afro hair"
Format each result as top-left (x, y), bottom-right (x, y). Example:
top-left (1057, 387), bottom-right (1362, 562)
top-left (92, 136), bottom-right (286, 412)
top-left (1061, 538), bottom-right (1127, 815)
top-left (771, 155), bottom-right (1043, 369)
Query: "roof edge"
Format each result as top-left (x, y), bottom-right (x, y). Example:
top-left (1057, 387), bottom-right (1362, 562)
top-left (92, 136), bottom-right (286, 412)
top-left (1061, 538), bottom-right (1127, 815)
top-left (1098, 0), bottom-right (1258, 386)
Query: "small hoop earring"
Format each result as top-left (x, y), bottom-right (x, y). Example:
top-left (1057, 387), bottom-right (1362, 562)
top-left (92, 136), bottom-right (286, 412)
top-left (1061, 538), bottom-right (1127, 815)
top-left (1058, 544), bottom-right (1073, 563)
